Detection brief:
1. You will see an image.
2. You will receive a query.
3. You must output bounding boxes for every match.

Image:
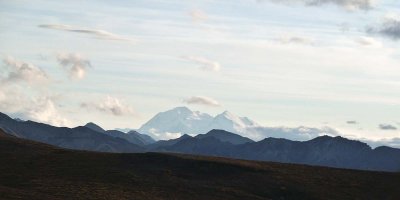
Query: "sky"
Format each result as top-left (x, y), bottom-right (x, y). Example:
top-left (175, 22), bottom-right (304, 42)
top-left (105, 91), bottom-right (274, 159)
top-left (0, 0), bottom-right (399, 142)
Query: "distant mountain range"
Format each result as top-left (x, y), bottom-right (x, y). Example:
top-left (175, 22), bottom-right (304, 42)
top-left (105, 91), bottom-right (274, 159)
top-left (1, 111), bottom-right (400, 172)
top-left (138, 107), bottom-right (338, 141)
top-left (150, 129), bottom-right (400, 172)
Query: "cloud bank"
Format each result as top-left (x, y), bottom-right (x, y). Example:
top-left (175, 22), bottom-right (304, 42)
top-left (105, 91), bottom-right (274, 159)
top-left (0, 55), bottom-right (69, 126)
top-left (183, 96), bottom-right (221, 107)
top-left (248, 126), bottom-right (340, 141)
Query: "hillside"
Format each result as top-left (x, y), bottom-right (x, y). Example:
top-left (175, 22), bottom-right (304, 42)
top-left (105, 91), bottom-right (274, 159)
top-left (0, 129), bottom-right (399, 200)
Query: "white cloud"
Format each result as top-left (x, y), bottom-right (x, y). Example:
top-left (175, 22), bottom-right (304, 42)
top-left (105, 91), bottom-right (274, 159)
top-left (0, 55), bottom-right (69, 127)
top-left (0, 88), bottom-right (69, 127)
top-left (183, 96), bottom-right (221, 107)
top-left (38, 24), bottom-right (134, 42)
top-left (355, 36), bottom-right (382, 47)
top-left (1, 56), bottom-right (49, 84)
top-left (189, 9), bottom-right (208, 22)
top-left (25, 96), bottom-right (69, 126)
top-left (81, 96), bottom-right (135, 116)
top-left (182, 56), bottom-right (221, 72)
top-left (57, 53), bottom-right (91, 80)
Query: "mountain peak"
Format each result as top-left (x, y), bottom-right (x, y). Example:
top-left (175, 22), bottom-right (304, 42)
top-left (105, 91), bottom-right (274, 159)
top-left (171, 106), bottom-right (192, 113)
top-left (196, 129), bottom-right (254, 145)
top-left (84, 122), bottom-right (105, 133)
top-left (219, 111), bottom-right (236, 118)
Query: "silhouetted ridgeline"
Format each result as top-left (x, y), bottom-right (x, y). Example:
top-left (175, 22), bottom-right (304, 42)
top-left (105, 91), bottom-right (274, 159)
top-left (1, 112), bottom-right (399, 172)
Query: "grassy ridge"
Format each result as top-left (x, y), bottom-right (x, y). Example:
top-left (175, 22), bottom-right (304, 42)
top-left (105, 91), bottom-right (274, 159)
top-left (0, 130), bottom-right (399, 200)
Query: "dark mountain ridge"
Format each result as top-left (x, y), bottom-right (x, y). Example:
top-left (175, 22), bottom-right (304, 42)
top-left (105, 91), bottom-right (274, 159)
top-left (0, 113), bottom-right (143, 153)
top-left (1, 128), bottom-right (399, 200)
top-left (0, 112), bottom-right (399, 172)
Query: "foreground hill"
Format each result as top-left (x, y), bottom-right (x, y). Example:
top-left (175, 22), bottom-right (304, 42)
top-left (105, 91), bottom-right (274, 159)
top-left (0, 129), bottom-right (399, 200)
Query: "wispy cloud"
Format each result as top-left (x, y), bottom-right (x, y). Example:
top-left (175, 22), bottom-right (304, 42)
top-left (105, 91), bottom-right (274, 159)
top-left (181, 56), bottom-right (221, 72)
top-left (57, 53), bottom-right (91, 80)
top-left (189, 9), bottom-right (208, 22)
top-left (346, 120), bottom-right (358, 124)
top-left (379, 124), bottom-right (397, 130)
top-left (81, 96), bottom-right (135, 116)
top-left (259, 0), bottom-right (375, 11)
top-left (183, 96), bottom-right (221, 107)
top-left (38, 24), bottom-right (134, 42)
top-left (1, 56), bottom-right (49, 84)
top-left (354, 36), bottom-right (382, 47)
top-left (277, 36), bottom-right (314, 45)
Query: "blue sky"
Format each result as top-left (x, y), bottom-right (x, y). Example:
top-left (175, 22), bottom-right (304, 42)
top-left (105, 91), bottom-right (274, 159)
top-left (0, 0), bottom-right (399, 142)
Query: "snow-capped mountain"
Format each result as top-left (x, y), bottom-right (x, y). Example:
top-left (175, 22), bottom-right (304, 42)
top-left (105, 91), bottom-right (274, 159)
top-left (138, 107), bottom-right (259, 140)
top-left (138, 107), bottom-right (213, 140)
top-left (138, 107), bottom-right (339, 141)
top-left (207, 111), bottom-right (260, 135)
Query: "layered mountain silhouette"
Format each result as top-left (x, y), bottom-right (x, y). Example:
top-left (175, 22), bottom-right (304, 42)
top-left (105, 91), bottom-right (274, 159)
top-left (84, 122), bottom-right (155, 145)
top-left (0, 113), bottom-right (144, 153)
top-left (1, 112), bottom-right (400, 172)
top-left (150, 129), bottom-right (400, 172)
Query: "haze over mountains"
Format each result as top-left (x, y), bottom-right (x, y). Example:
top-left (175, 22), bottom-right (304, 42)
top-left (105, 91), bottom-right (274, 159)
top-left (1, 110), bottom-right (400, 172)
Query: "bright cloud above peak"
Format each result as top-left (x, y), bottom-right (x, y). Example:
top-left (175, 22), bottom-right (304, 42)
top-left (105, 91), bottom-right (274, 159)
top-left (183, 96), bottom-right (221, 107)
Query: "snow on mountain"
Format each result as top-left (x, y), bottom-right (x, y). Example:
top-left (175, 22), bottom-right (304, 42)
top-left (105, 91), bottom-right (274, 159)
top-left (207, 111), bottom-right (260, 135)
top-left (139, 107), bottom-right (260, 140)
top-left (138, 107), bottom-right (213, 140)
top-left (138, 107), bottom-right (339, 141)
